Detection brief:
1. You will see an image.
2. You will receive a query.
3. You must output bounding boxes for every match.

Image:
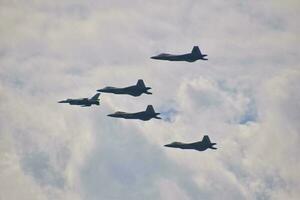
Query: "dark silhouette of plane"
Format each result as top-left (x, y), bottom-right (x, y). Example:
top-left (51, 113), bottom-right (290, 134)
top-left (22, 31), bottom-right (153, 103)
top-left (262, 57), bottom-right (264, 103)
top-left (58, 93), bottom-right (100, 107)
top-left (164, 135), bottom-right (217, 151)
top-left (107, 105), bottom-right (161, 121)
top-left (151, 46), bottom-right (207, 62)
top-left (97, 79), bottom-right (152, 97)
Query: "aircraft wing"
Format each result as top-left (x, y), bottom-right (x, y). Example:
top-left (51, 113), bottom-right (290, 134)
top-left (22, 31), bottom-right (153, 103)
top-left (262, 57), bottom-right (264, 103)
top-left (81, 104), bottom-right (91, 107)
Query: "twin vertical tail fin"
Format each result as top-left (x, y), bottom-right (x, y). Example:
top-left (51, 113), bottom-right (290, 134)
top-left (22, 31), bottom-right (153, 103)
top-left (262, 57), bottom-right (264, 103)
top-left (192, 46), bottom-right (207, 59)
top-left (192, 46), bottom-right (202, 55)
top-left (146, 105), bottom-right (161, 119)
top-left (202, 135), bottom-right (217, 149)
top-left (202, 135), bottom-right (211, 144)
top-left (146, 105), bottom-right (155, 113)
top-left (137, 79), bottom-right (146, 88)
top-left (137, 79), bottom-right (152, 94)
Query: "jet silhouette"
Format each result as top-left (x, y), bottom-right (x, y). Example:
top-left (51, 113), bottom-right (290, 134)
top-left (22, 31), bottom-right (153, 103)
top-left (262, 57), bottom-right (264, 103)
top-left (97, 79), bottom-right (152, 97)
top-left (164, 135), bottom-right (217, 151)
top-left (151, 46), bottom-right (207, 62)
top-left (58, 93), bottom-right (100, 107)
top-left (107, 105), bottom-right (161, 121)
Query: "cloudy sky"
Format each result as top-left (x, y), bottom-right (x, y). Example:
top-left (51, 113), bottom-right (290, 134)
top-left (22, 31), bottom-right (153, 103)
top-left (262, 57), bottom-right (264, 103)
top-left (1, 0), bottom-right (300, 199)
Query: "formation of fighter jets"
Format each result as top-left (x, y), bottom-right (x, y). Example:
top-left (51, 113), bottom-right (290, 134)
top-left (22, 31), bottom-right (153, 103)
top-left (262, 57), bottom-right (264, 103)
top-left (59, 46), bottom-right (217, 152)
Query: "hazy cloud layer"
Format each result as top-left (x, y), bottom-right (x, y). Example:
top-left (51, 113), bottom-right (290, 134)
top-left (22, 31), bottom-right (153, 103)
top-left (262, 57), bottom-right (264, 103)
top-left (1, 0), bottom-right (299, 200)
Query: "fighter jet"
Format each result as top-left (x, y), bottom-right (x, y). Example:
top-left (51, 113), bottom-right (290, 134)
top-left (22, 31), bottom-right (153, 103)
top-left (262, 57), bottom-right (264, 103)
top-left (151, 46), bottom-right (207, 62)
top-left (107, 105), bottom-right (161, 121)
top-left (164, 135), bottom-right (217, 151)
top-left (58, 93), bottom-right (100, 107)
top-left (97, 79), bottom-right (152, 97)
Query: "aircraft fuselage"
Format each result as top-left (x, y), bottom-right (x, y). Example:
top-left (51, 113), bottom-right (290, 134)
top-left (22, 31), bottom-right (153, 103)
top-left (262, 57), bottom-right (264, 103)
top-left (98, 86), bottom-right (150, 97)
top-left (58, 99), bottom-right (99, 106)
top-left (151, 53), bottom-right (207, 62)
top-left (164, 140), bottom-right (217, 151)
top-left (108, 111), bottom-right (158, 121)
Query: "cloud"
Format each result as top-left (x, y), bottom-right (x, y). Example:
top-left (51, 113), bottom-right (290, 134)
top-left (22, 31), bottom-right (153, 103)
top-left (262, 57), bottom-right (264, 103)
top-left (0, 0), bottom-right (300, 200)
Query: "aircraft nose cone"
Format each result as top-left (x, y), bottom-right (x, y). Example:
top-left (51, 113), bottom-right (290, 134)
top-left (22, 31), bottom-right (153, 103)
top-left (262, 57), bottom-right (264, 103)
top-left (107, 114), bottom-right (115, 117)
top-left (58, 100), bottom-right (66, 103)
top-left (150, 56), bottom-right (158, 59)
top-left (164, 144), bottom-right (173, 147)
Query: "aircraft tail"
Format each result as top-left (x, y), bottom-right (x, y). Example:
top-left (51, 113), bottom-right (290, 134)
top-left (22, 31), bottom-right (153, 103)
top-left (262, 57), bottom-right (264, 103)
top-left (154, 113), bottom-right (161, 119)
top-left (192, 46), bottom-right (202, 55)
top-left (202, 135), bottom-right (211, 144)
top-left (146, 105), bottom-right (161, 119)
top-left (202, 135), bottom-right (217, 149)
top-left (137, 79), bottom-right (146, 88)
top-left (90, 93), bottom-right (100, 100)
top-left (210, 143), bottom-right (217, 150)
top-left (146, 105), bottom-right (155, 113)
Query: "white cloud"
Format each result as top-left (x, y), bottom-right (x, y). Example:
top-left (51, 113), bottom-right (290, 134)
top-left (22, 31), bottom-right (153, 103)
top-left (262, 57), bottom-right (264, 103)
top-left (0, 0), bottom-right (299, 199)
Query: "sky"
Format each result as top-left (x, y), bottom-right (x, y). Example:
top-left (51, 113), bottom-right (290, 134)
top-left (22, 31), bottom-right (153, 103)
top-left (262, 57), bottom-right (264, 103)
top-left (0, 0), bottom-right (300, 200)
